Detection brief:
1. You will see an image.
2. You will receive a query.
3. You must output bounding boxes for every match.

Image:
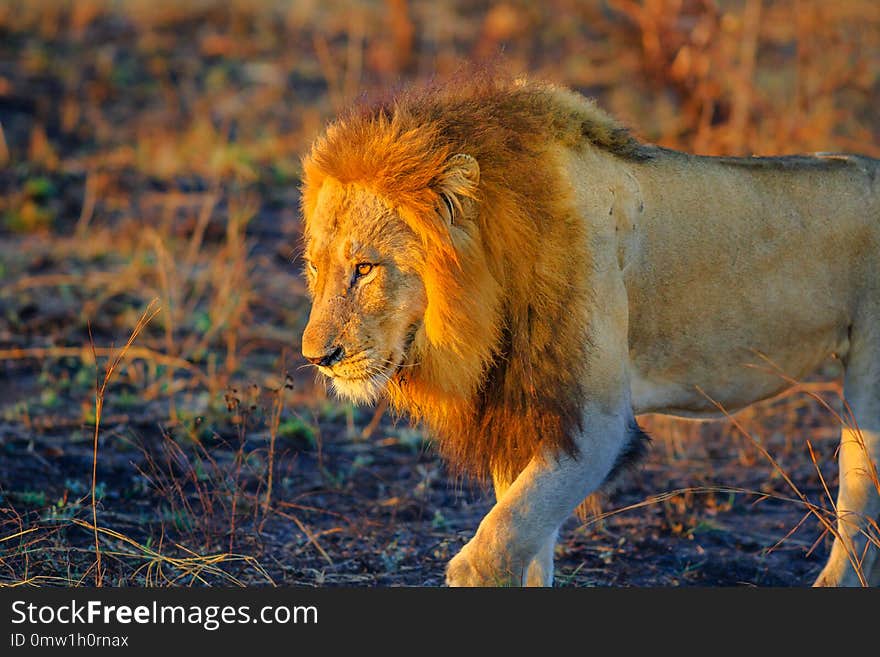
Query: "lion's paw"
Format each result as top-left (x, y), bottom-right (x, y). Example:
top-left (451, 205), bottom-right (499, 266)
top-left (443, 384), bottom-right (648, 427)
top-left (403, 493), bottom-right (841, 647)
top-left (445, 542), bottom-right (521, 587)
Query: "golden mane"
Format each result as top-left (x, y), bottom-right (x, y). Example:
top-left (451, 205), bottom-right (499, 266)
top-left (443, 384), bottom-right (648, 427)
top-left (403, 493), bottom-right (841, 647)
top-left (301, 75), bottom-right (648, 482)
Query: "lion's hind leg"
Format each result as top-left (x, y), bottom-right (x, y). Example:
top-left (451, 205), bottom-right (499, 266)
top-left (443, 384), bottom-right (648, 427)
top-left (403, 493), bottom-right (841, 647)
top-left (813, 318), bottom-right (880, 587)
top-left (869, 548), bottom-right (880, 586)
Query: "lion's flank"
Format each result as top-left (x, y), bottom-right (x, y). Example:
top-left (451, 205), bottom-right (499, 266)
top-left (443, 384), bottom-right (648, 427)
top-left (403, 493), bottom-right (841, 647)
top-left (301, 74), bottom-right (644, 482)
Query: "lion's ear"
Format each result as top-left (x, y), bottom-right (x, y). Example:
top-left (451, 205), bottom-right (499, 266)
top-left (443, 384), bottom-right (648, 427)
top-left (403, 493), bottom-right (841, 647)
top-left (437, 153), bottom-right (480, 224)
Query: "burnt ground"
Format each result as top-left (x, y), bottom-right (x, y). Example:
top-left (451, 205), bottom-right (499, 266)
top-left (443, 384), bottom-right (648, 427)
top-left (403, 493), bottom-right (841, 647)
top-left (0, 322), bottom-right (842, 587)
top-left (1, 2), bottom-right (877, 587)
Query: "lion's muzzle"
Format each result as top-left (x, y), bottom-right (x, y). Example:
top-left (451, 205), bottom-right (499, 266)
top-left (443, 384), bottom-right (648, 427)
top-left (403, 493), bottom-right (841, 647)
top-left (303, 344), bottom-right (344, 368)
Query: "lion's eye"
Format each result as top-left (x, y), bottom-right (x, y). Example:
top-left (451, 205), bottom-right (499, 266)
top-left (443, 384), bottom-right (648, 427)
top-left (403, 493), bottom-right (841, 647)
top-left (306, 261), bottom-right (318, 276)
top-left (355, 263), bottom-right (373, 278)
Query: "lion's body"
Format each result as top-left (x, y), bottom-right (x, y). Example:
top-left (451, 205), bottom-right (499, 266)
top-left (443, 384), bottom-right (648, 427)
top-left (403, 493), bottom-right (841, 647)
top-left (614, 149), bottom-right (879, 416)
top-left (300, 76), bottom-right (880, 586)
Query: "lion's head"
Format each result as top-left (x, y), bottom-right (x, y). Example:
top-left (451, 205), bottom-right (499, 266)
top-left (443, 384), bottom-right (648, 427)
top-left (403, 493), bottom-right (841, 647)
top-left (300, 114), bottom-right (485, 405)
top-left (300, 179), bottom-right (428, 404)
top-left (298, 76), bottom-right (625, 480)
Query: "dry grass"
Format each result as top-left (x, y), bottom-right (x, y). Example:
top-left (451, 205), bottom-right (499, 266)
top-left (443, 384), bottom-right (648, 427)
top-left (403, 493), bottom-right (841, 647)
top-left (87, 297), bottom-right (161, 586)
top-left (0, 0), bottom-right (878, 586)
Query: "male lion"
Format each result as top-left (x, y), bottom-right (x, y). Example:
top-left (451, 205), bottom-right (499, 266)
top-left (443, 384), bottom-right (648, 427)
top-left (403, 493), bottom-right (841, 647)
top-left (299, 75), bottom-right (880, 587)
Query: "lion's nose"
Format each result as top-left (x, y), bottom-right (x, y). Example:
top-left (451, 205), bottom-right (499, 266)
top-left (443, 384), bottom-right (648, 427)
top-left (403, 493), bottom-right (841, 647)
top-left (304, 345), bottom-right (345, 367)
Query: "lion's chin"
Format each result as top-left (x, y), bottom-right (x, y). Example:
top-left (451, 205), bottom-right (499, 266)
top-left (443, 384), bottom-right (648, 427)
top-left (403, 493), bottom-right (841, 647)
top-left (328, 372), bottom-right (389, 405)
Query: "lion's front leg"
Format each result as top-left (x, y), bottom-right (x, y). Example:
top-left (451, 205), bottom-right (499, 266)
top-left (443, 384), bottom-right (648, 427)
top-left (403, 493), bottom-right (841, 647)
top-left (451, 473), bottom-right (557, 586)
top-left (446, 411), bottom-right (630, 587)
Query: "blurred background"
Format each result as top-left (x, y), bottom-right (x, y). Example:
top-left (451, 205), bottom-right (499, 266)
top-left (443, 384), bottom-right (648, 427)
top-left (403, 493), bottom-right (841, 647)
top-left (0, 0), bottom-right (878, 587)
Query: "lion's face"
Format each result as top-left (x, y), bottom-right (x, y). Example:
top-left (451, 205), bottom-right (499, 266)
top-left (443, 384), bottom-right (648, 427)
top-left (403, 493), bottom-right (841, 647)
top-left (301, 180), bottom-right (427, 403)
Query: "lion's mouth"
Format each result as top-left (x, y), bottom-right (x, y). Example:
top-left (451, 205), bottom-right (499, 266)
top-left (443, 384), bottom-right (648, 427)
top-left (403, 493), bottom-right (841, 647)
top-left (320, 321), bottom-right (421, 401)
top-left (320, 356), bottom-right (376, 382)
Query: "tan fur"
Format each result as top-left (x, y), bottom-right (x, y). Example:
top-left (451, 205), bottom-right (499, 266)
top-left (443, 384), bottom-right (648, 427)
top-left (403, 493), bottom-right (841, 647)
top-left (300, 74), bottom-right (880, 586)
